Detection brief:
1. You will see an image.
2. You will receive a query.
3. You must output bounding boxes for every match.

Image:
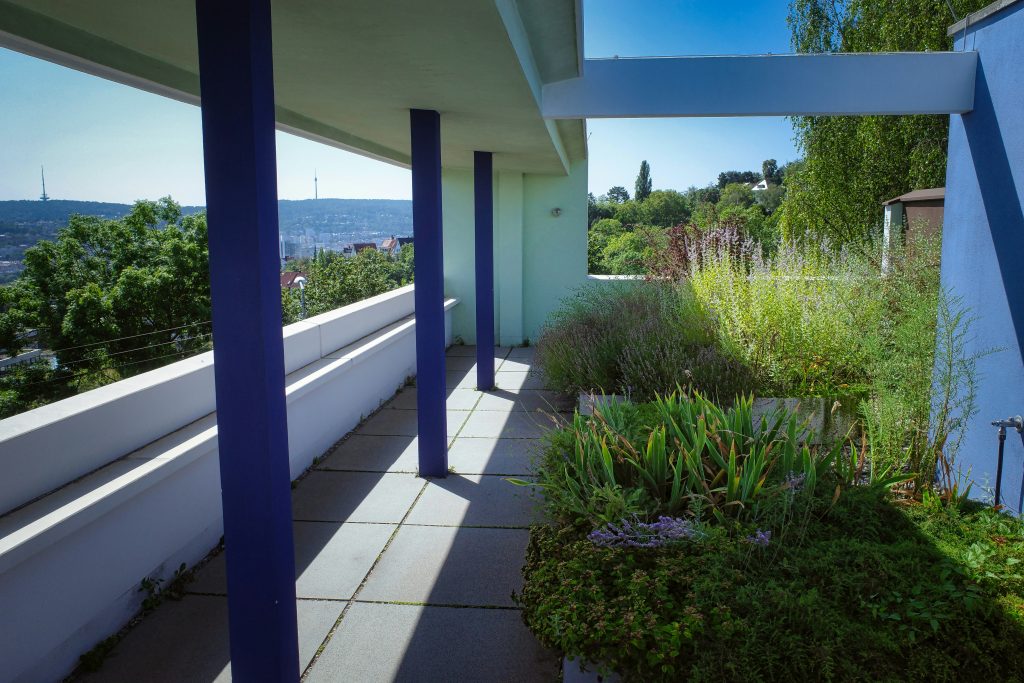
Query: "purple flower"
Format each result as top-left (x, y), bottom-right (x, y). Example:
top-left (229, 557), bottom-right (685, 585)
top-left (745, 529), bottom-right (771, 547)
top-left (784, 471), bottom-right (806, 493)
top-left (588, 516), bottom-right (701, 548)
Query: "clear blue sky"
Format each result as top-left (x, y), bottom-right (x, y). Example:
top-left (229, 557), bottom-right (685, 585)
top-left (0, 0), bottom-right (798, 205)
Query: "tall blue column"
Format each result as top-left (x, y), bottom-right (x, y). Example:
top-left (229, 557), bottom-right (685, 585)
top-left (474, 151), bottom-right (495, 390)
top-left (195, 1), bottom-right (299, 680)
top-left (411, 109), bottom-right (448, 477)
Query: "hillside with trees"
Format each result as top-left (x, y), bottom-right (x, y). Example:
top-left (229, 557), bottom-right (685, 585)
top-left (588, 159), bottom-right (789, 275)
top-left (0, 198), bottom-right (414, 418)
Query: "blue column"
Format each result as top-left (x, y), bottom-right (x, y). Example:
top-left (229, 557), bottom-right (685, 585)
top-left (411, 109), bottom-right (448, 477)
top-left (474, 151), bottom-right (495, 390)
top-left (195, 1), bottom-right (299, 680)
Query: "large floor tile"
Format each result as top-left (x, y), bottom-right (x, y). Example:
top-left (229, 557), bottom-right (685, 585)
top-left (317, 434), bottom-right (418, 472)
top-left (446, 345), bottom-right (511, 358)
top-left (359, 526), bottom-right (527, 606)
top-left (305, 603), bottom-right (558, 683)
top-left (355, 409), bottom-right (469, 438)
top-left (506, 346), bottom-right (536, 361)
top-left (292, 471), bottom-right (424, 523)
top-left (404, 474), bottom-right (538, 527)
top-left (388, 387), bottom-right (480, 411)
top-left (495, 370), bottom-right (548, 391)
top-left (475, 388), bottom-right (574, 413)
top-left (189, 522), bottom-right (394, 600)
top-left (446, 437), bottom-right (540, 475)
top-left (445, 370), bottom-right (477, 389)
top-left (443, 355), bottom-right (477, 372)
top-left (79, 595), bottom-right (339, 682)
top-left (459, 410), bottom-right (561, 439)
top-left (496, 357), bottom-right (534, 372)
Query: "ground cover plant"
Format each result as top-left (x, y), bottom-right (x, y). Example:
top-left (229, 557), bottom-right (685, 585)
top-left (517, 394), bottom-right (1024, 681)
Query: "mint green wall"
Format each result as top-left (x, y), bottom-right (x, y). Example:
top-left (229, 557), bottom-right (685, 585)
top-left (442, 160), bottom-right (588, 346)
top-left (523, 160), bottom-right (588, 341)
top-left (441, 168), bottom-right (477, 344)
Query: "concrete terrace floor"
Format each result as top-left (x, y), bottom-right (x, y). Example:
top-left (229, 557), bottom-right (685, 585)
top-left (79, 345), bottom-right (573, 682)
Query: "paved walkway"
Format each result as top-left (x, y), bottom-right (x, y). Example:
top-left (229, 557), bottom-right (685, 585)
top-left (81, 346), bottom-right (571, 682)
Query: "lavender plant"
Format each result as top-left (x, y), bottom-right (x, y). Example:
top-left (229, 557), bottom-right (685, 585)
top-left (588, 516), bottom-right (702, 548)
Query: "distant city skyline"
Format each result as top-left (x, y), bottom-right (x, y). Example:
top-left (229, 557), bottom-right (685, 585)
top-left (0, 0), bottom-right (799, 205)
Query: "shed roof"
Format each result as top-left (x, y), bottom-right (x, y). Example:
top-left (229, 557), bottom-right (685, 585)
top-left (883, 188), bottom-right (946, 205)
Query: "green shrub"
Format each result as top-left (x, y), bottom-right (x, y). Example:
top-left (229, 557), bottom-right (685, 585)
top-left (525, 392), bottom-right (886, 527)
top-left (539, 235), bottom-right (882, 402)
top-left (535, 283), bottom-right (755, 402)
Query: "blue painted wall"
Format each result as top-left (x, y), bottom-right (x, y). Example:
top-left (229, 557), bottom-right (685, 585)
top-left (941, 1), bottom-right (1024, 511)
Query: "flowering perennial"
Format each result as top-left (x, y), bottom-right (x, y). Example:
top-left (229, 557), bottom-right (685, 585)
top-left (588, 516), bottom-right (701, 548)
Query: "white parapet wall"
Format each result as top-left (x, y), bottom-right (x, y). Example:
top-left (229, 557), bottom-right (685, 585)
top-left (0, 285), bottom-right (456, 683)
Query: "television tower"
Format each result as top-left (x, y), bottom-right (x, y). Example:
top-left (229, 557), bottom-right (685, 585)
top-left (40, 166), bottom-right (50, 202)
top-left (314, 169), bottom-right (318, 200)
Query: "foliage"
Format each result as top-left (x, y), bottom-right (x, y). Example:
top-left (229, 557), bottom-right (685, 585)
top-left (639, 189), bottom-right (690, 228)
top-left (755, 183), bottom-right (786, 214)
top-left (0, 198), bottom-right (212, 418)
top-left (17, 198), bottom-right (211, 371)
top-left (605, 186), bottom-right (630, 203)
top-left (0, 199), bottom-right (414, 418)
top-left (857, 235), bottom-right (994, 498)
top-left (685, 236), bottom-right (879, 397)
top-left (782, 0), bottom-right (989, 243)
top-left (762, 159), bottom-right (782, 186)
top-left (719, 183), bottom-right (756, 209)
top-left (527, 392), bottom-right (854, 526)
top-left (717, 170), bottom-right (761, 188)
top-left (544, 233), bottom-right (881, 401)
top-left (0, 359), bottom-right (75, 417)
top-left (534, 282), bottom-right (755, 402)
top-left (281, 245), bottom-right (414, 324)
top-left (587, 218), bottom-right (626, 274)
top-left (635, 160), bottom-right (653, 202)
top-left (518, 492), bottom-right (1024, 682)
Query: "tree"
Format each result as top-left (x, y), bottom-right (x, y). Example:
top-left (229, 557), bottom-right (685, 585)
top-left (587, 219), bottom-right (625, 274)
top-left (602, 229), bottom-right (658, 276)
top-left (606, 186), bottom-right (630, 203)
top-left (639, 190), bottom-right (691, 228)
top-left (588, 192), bottom-right (614, 227)
top-left (19, 198), bottom-right (211, 374)
top-left (719, 183), bottom-right (756, 209)
top-left (783, 0), bottom-right (988, 242)
top-left (635, 161), bottom-right (653, 202)
top-left (762, 159), bottom-right (781, 186)
top-left (717, 170), bottom-right (760, 188)
top-left (282, 245), bottom-right (415, 324)
top-left (756, 183), bottom-right (787, 214)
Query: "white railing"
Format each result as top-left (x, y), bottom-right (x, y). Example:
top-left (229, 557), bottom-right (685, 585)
top-left (0, 284), bottom-right (456, 682)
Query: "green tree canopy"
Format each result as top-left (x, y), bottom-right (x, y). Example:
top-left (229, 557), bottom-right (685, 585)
top-left (635, 160), bottom-right (653, 202)
top-left (20, 197), bottom-right (211, 372)
top-left (717, 170), bottom-right (760, 188)
top-left (282, 246), bottom-right (414, 324)
top-left (782, 0), bottom-right (988, 242)
top-left (606, 186), bottom-right (630, 203)
top-left (639, 190), bottom-right (691, 228)
top-left (719, 183), bottom-right (756, 209)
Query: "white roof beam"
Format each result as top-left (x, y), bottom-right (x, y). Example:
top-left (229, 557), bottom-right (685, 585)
top-left (542, 52), bottom-right (978, 118)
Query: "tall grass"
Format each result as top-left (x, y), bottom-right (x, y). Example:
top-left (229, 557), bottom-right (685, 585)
top-left (538, 229), bottom-right (881, 401)
top-left (686, 237), bottom-right (880, 396)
